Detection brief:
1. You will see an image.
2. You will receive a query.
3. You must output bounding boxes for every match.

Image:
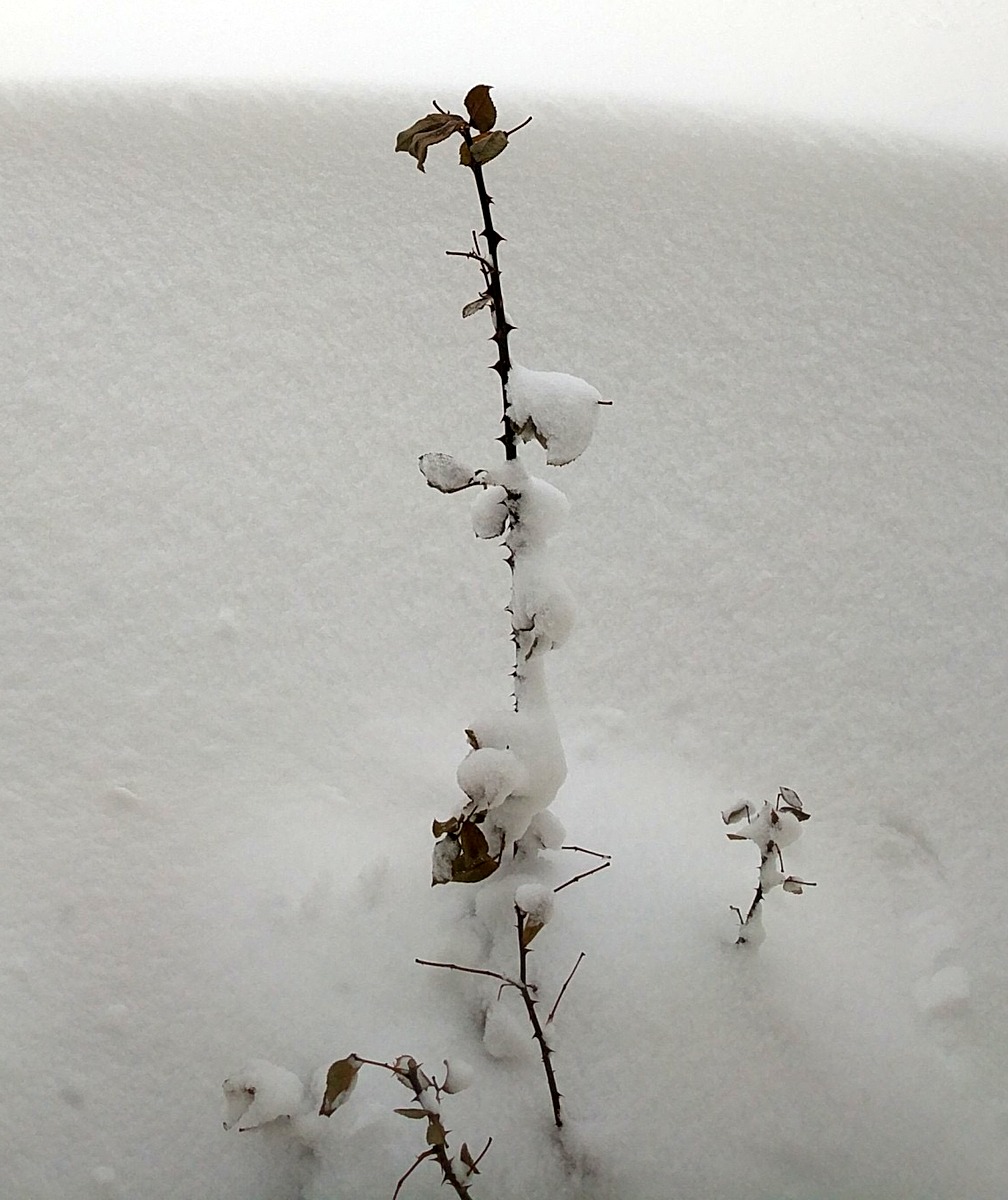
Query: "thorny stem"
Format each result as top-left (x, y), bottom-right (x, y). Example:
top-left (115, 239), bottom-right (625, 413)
top-left (456, 123), bottom-right (525, 712)
top-left (387, 1054), bottom-right (478, 1200)
top-left (736, 842), bottom-right (773, 945)
top-left (459, 128), bottom-right (518, 463)
top-left (515, 906), bottom-right (564, 1128)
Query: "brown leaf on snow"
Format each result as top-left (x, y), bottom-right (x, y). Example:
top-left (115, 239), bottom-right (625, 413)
top-left (318, 1055), bottom-right (362, 1117)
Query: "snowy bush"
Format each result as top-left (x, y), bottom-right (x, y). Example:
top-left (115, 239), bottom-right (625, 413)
top-left (401, 86), bottom-right (612, 1130)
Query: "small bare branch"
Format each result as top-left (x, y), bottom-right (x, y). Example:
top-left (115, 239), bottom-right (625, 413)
top-left (554, 860), bottom-right (611, 893)
top-left (547, 952), bottom-right (586, 1025)
top-left (393, 1149), bottom-right (437, 1200)
top-left (561, 844), bottom-right (612, 861)
top-left (505, 115), bottom-right (533, 136)
top-left (471, 1136), bottom-right (493, 1171)
top-left (416, 958), bottom-right (522, 992)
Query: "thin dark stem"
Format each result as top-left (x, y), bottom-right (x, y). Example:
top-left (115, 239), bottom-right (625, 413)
top-left (515, 906), bottom-right (564, 1128)
top-left (505, 115), bottom-right (533, 136)
top-left (547, 952), bottom-right (585, 1025)
top-left (460, 130), bottom-right (516, 462)
top-left (393, 1150), bottom-right (436, 1200)
top-left (355, 1055), bottom-right (395, 1072)
top-left (561, 844), bottom-right (612, 860)
top-left (554, 860), bottom-right (611, 893)
top-left (471, 1136), bottom-right (493, 1171)
top-left (415, 958), bottom-right (522, 992)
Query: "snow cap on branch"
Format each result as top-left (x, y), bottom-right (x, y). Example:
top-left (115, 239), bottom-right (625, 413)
top-left (457, 746), bottom-right (528, 811)
top-left (509, 364), bottom-right (602, 466)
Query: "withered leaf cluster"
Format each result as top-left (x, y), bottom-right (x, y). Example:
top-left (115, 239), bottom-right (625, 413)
top-left (396, 85), bottom-right (514, 172)
top-left (432, 814), bottom-right (501, 885)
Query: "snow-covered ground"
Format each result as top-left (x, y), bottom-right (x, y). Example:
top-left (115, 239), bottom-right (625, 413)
top-left (3, 88), bottom-right (1006, 1199)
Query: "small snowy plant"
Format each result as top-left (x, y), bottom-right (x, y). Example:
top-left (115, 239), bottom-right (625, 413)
top-left (223, 1052), bottom-right (488, 1199)
top-left (398, 86), bottom-right (606, 881)
top-left (724, 787), bottom-right (815, 946)
top-left (319, 1053), bottom-right (488, 1199)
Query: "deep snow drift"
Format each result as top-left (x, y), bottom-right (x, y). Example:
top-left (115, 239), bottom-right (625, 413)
top-left (2, 88), bottom-right (1006, 1199)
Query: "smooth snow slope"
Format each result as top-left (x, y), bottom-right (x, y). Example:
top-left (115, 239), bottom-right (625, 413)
top-left (2, 89), bottom-right (1006, 1200)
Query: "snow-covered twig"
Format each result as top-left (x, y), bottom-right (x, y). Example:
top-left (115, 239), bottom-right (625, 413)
top-left (318, 1052), bottom-right (485, 1200)
top-left (725, 787), bottom-right (816, 946)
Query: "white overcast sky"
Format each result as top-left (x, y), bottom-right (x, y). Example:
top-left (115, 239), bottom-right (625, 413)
top-left (3, 1), bottom-right (1007, 144)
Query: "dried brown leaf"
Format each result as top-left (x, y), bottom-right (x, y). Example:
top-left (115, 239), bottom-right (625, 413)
top-left (394, 1107), bottom-right (429, 1119)
top-left (462, 294), bottom-right (492, 319)
top-left (722, 802), bottom-right (751, 825)
top-left (318, 1055), bottom-right (362, 1117)
top-left (426, 1115), bottom-right (448, 1146)
top-left (396, 113), bottom-right (466, 172)
top-left (520, 917), bottom-right (544, 948)
top-left (450, 819), bottom-right (500, 883)
top-left (464, 84), bottom-right (497, 133)
top-left (459, 820), bottom-right (488, 860)
top-left (467, 129), bottom-right (509, 166)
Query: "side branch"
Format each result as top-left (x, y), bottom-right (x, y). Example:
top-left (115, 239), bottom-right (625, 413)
top-left (416, 958), bottom-right (523, 992)
top-left (547, 952), bottom-right (585, 1025)
top-left (554, 861), bottom-right (611, 893)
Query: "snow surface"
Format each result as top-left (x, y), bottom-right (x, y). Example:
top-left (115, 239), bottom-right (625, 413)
top-left (3, 87), bottom-right (1007, 1199)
